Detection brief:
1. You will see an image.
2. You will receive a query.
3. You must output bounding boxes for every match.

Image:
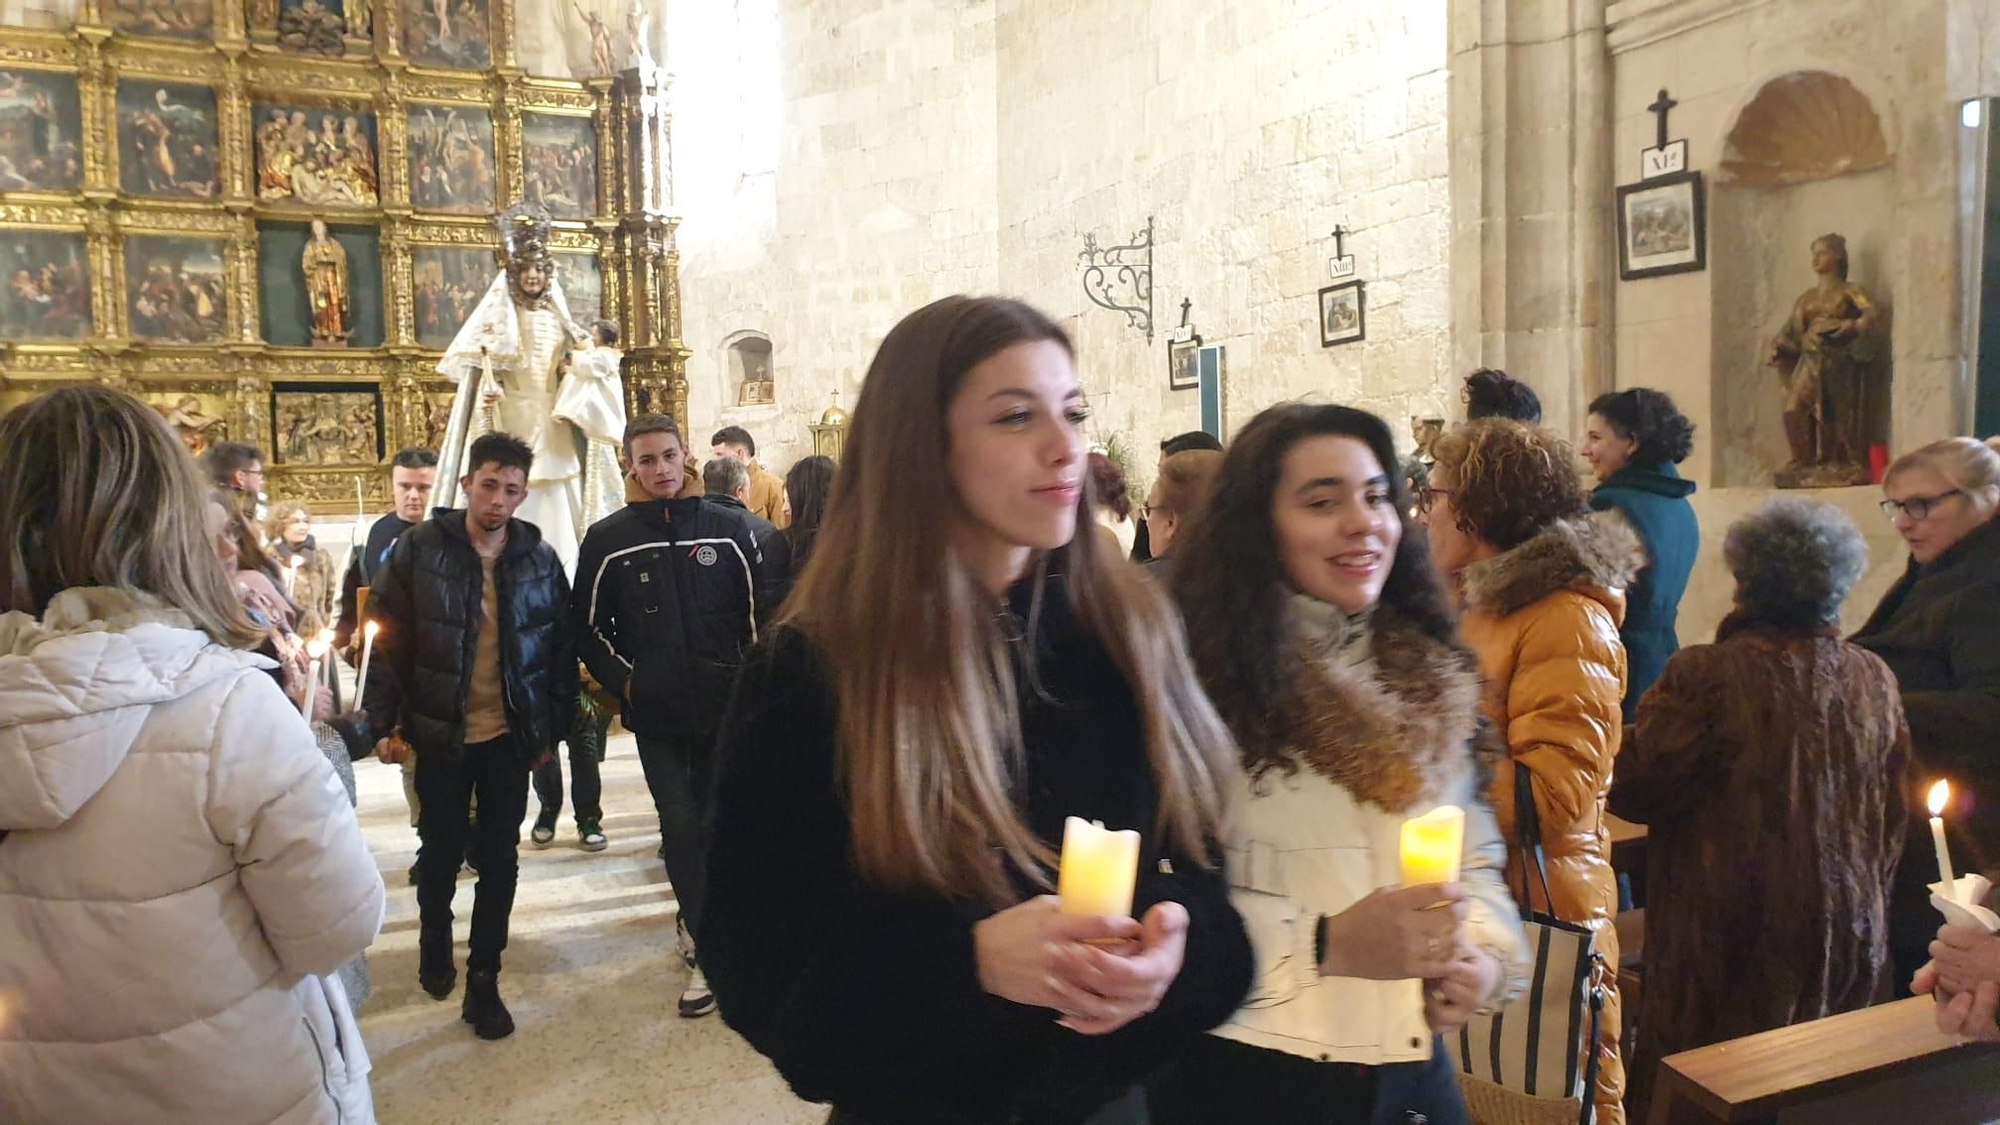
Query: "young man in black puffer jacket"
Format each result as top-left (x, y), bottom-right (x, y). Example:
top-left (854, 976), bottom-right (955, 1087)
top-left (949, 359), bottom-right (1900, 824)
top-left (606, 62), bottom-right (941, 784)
top-left (572, 413), bottom-right (763, 1019)
top-left (362, 431), bottom-right (576, 1040)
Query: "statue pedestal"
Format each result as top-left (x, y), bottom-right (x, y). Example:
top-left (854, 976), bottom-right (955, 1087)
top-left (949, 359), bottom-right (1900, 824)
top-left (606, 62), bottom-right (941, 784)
top-left (1774, 462), bottom-right (1871, 489)
top-left (309, 336), bottom-right (351, 349)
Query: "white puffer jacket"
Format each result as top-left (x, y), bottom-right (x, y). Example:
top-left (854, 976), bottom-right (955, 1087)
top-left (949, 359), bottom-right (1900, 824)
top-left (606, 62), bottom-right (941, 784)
top-left (0, 588), bottom-right (386, 1124)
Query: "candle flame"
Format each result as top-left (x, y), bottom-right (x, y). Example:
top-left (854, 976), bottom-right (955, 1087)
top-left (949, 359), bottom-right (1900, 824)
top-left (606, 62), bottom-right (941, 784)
top-left (306, 638), bottom-right (330, 659)
top-left (1928, 779), bottom-right (1951, 817)
top-left (363, 620), bottom-right (380, 639)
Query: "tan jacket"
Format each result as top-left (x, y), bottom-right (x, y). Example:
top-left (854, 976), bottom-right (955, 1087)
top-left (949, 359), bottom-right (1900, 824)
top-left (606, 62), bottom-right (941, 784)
top-left (1459, 512), bottom-right (1644, 1125)
top-left (747, 460), bottom-right (788, 528)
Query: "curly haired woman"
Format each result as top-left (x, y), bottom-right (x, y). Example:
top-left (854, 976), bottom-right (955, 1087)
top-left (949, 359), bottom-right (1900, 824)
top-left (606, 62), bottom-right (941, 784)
top-left (1420, 418), bottom-right (1641, 1125)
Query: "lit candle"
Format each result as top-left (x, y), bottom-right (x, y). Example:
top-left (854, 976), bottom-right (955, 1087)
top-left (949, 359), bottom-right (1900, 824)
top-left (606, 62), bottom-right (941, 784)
top-left (1057, 816), bottom-right (1140, 918)
top-left (298, 637), bottom-right (329, 719)
top-left (1929, 779), bottom-right (1957, 900)
top-left (1400, 805), bottom-right (1465, 887)
top-left (354, 620), bottom-right (379, 714)
top-left (285, 555), bottom-right (303, 598)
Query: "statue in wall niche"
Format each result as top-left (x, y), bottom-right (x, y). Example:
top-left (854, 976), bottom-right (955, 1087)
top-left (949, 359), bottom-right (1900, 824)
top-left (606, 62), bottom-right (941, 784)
top-left (1764, 233), bottom-right (1888, 488)
top-left (739, 360), bottom-right (775, 406)
top-left (303, 218), bottom-right (352, 347)
top-left (1403, 416), bottom-right (1445, 501)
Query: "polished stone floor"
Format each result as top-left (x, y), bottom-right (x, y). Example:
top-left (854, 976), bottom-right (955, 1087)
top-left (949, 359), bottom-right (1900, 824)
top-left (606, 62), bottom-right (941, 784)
top-left (352, 735), bottom-right (822, 1124)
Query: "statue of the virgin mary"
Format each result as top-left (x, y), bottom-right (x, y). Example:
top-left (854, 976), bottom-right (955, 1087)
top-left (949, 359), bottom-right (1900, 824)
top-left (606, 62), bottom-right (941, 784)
top-left (433, 203), bottom-right (626, 566)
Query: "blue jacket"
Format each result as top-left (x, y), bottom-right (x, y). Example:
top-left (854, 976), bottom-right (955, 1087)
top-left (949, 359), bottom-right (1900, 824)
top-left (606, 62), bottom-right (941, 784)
top-left (1590, 462), bottom-right (1699, 720)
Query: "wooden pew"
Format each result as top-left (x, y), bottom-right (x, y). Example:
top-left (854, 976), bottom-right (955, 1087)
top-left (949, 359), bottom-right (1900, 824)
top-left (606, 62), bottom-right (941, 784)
top-left (1646, 996), bottom-right (1998, 1124)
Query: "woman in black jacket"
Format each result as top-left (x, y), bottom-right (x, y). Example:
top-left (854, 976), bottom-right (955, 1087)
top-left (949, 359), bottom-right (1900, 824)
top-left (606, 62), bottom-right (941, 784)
top-left (1853, 436), bottom-right (2000, 990)
top-left (704, 296), bottom-right (1252, 1125)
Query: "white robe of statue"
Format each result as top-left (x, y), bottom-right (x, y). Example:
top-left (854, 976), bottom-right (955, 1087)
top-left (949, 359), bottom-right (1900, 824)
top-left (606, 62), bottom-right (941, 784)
top-left (434, 272), bottom-right (625, 569)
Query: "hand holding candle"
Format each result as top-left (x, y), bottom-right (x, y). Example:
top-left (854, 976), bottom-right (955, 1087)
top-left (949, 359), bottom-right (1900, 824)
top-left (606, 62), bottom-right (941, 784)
top-left (297, 636), bottom-right (329, 718)
top-left (1057, 816), bottom-right (1140, 918)
top-left (1400, 805), bottom-right (1465, 887)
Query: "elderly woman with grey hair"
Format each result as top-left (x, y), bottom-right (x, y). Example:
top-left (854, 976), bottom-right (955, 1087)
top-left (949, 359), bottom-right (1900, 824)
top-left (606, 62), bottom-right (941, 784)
top-left (1609, 498), bottom-right (1912, 1118)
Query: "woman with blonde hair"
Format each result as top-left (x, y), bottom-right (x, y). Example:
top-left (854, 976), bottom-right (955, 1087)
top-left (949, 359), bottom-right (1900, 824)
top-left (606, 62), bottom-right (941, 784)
top-left (265, 500), bottom-right (339, 636)
top-left (702, 296), bottom-right (1252, 1124)
top-left (1419, 418), bottom-right (1642, 1125)
top-left (1853, 436), bottom-right (2000, 990)
top-left (0, 385), bottom-right (384, 1123)
top-left (1140, 448), bottom-right (1223, 572)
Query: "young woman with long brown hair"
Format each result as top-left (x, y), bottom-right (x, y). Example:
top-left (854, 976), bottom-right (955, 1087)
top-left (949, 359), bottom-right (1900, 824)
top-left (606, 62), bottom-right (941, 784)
top-left (702, 296), bottom-right (1253, 1125)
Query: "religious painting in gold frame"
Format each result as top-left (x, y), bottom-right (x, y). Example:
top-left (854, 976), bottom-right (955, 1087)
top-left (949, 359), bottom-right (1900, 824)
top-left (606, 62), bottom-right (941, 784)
top-left (0, 228), bottom-right (91, 340)
top-left (0, 69), bottom-right (84, 193)
top-left (124, 235), bottom-right (228, 344)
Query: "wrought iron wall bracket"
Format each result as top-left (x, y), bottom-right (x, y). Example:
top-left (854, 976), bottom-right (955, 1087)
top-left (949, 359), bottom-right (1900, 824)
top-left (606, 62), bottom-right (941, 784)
top-left (1078, 216), bottom-right (1154, 342)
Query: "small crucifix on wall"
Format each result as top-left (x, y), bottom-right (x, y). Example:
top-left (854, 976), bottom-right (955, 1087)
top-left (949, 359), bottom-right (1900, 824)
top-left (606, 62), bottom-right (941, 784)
top-left (1641, 88), bottom-right (1689, 179)
top-left (1170, 296), bottom-right (1197, 344)
top-left (1328, 225), bottom-right (1357, 280)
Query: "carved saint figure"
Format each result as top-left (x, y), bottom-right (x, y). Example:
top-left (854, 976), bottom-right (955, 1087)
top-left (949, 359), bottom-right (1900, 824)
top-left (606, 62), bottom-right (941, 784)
top-left (573, 1), bottom-right (614, 76)
top-left (303, 218), bottom-right (351, 346)
top-left (1764, 233), bottom-right (1887, 485)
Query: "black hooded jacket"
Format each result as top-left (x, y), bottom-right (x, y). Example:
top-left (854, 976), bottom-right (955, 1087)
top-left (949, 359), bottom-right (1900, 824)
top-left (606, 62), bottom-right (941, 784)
top-left (362, 508), bottom-right (576, 761)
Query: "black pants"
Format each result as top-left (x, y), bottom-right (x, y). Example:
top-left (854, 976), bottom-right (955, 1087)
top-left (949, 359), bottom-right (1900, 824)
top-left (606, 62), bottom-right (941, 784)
top-left (1149, 1034), bottom-right (1468, 1125)
top-left (532, 709), bottom-right (607, 825)
top-left (416, 736), bottom-right (532, 973)
top-left (636, 733), bottom-right (713, 941)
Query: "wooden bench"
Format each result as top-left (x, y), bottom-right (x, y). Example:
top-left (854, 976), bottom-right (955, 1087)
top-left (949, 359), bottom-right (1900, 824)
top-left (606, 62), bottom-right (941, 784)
top-left (1646, 996), bottom-right (1998, 1124)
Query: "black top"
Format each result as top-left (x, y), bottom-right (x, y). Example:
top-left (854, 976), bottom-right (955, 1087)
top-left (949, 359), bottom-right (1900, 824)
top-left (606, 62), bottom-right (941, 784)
top-left (1853, 515), bottom-right (2000, 870)
top-left (361, 509), bottom-right (575, 761)
top-left (334, 511), bottom-right (416, 650)
top-left (571, 495), bottom-right (763, 738)
top-left (701, 580), bottom-right (1252, 1124)
top-left (708, 493), bottom-right (790, 620)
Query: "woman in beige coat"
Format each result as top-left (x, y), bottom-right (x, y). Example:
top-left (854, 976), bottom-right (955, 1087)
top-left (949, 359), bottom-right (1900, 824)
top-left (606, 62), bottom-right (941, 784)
top-left (0, 386), bottom-right (385, 1124)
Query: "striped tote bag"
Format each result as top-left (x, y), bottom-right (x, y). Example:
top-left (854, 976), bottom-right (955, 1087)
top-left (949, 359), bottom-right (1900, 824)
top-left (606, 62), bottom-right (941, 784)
top-left (1446, 764), bottom-right (1606, 1125)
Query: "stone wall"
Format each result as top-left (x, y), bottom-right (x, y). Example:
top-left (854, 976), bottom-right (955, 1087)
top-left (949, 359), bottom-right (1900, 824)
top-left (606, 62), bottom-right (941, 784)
top-left (672, 0), bottom-right (1454, 480)
top-left (1602, 0), bottom-right (1975, 642)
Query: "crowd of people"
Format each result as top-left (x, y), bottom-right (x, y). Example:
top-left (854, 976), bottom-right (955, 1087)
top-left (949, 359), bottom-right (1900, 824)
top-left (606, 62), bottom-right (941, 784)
top-left (1, 294), bottom-right (1998, 1124)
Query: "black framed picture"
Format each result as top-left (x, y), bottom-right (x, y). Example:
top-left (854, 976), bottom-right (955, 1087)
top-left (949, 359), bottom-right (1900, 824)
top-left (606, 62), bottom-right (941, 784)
top-left (1616, 170), bottom-right (1706, 280)
top-left (1168, 333), bottom-right (1202, 391)
top-left (1319, 280), bottom-right (1365, 347)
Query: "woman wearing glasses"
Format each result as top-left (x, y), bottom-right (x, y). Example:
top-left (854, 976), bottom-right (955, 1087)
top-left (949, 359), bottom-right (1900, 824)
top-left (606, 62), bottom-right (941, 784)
top-left (1853, 437), bottom-right (2000, 992)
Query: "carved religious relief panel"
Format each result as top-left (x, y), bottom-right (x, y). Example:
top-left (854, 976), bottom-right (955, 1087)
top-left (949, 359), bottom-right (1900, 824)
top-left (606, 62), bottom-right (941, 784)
top-left (103, 0), bottom-right (215, 42)
top-left (253, 102), bottom-right (380, 209)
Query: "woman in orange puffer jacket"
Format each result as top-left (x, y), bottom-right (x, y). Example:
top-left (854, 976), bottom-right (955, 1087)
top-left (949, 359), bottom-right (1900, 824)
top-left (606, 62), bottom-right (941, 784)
top-left (1417, 418), bottom-right (1644, 1125)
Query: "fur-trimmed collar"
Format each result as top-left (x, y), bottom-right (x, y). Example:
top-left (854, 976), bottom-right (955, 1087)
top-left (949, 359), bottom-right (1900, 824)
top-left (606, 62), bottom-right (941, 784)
top-left (1460, 511), bottom-right (1645, 618)
top-left (1281, 604), bottom-right (1486, 813)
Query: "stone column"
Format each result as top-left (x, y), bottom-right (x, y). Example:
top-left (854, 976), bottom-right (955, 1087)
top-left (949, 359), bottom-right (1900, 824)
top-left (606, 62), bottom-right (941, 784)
top-left (1448, 0), bottom-right (1614, 437)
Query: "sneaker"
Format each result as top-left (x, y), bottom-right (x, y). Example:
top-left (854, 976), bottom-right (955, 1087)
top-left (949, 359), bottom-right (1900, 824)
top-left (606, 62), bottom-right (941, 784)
top-left (462, 969), bottom-right (515, 1040)
top-left (678, 967), bottom-right (715, 1019)
top-left (577, 817), bottom-right (608, 852)
top-left (530, 810), bottom-right (557, 849)
top-left (676, 917), bottom-right (695, 969)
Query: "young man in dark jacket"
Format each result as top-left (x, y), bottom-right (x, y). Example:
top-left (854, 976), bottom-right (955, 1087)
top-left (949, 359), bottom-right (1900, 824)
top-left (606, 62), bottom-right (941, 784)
top-left (573, 413), bottom-right (762, 1018)
top-left (364, 432), bottom-right (576, 1041)
top-left (336, 446), bottom-right (438, 879)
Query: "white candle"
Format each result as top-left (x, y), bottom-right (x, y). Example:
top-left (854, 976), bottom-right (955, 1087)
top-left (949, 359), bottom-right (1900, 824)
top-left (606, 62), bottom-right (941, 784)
top-left (1929, 779), bottom-right (1957, 899)
top-left (1056, 816), bottom-right (1140, 918)
top-left (354, 620), bottom-right (379, 713)
top-left (298, 637), bottom-right (329, 719)
top-left (285, 555), bottom-right (303, 598)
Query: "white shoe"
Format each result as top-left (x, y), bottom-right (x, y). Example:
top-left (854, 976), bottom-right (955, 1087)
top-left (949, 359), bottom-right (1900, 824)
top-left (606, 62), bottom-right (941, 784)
top-left (678, 967), bottom-right (715, 1018)
top-left (529, 819), bottom-right (556, 849)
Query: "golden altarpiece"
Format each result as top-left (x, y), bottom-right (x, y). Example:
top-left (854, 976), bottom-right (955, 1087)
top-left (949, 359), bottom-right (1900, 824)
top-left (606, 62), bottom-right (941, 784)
top-left (0, 0), bottom-right (688, 513)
